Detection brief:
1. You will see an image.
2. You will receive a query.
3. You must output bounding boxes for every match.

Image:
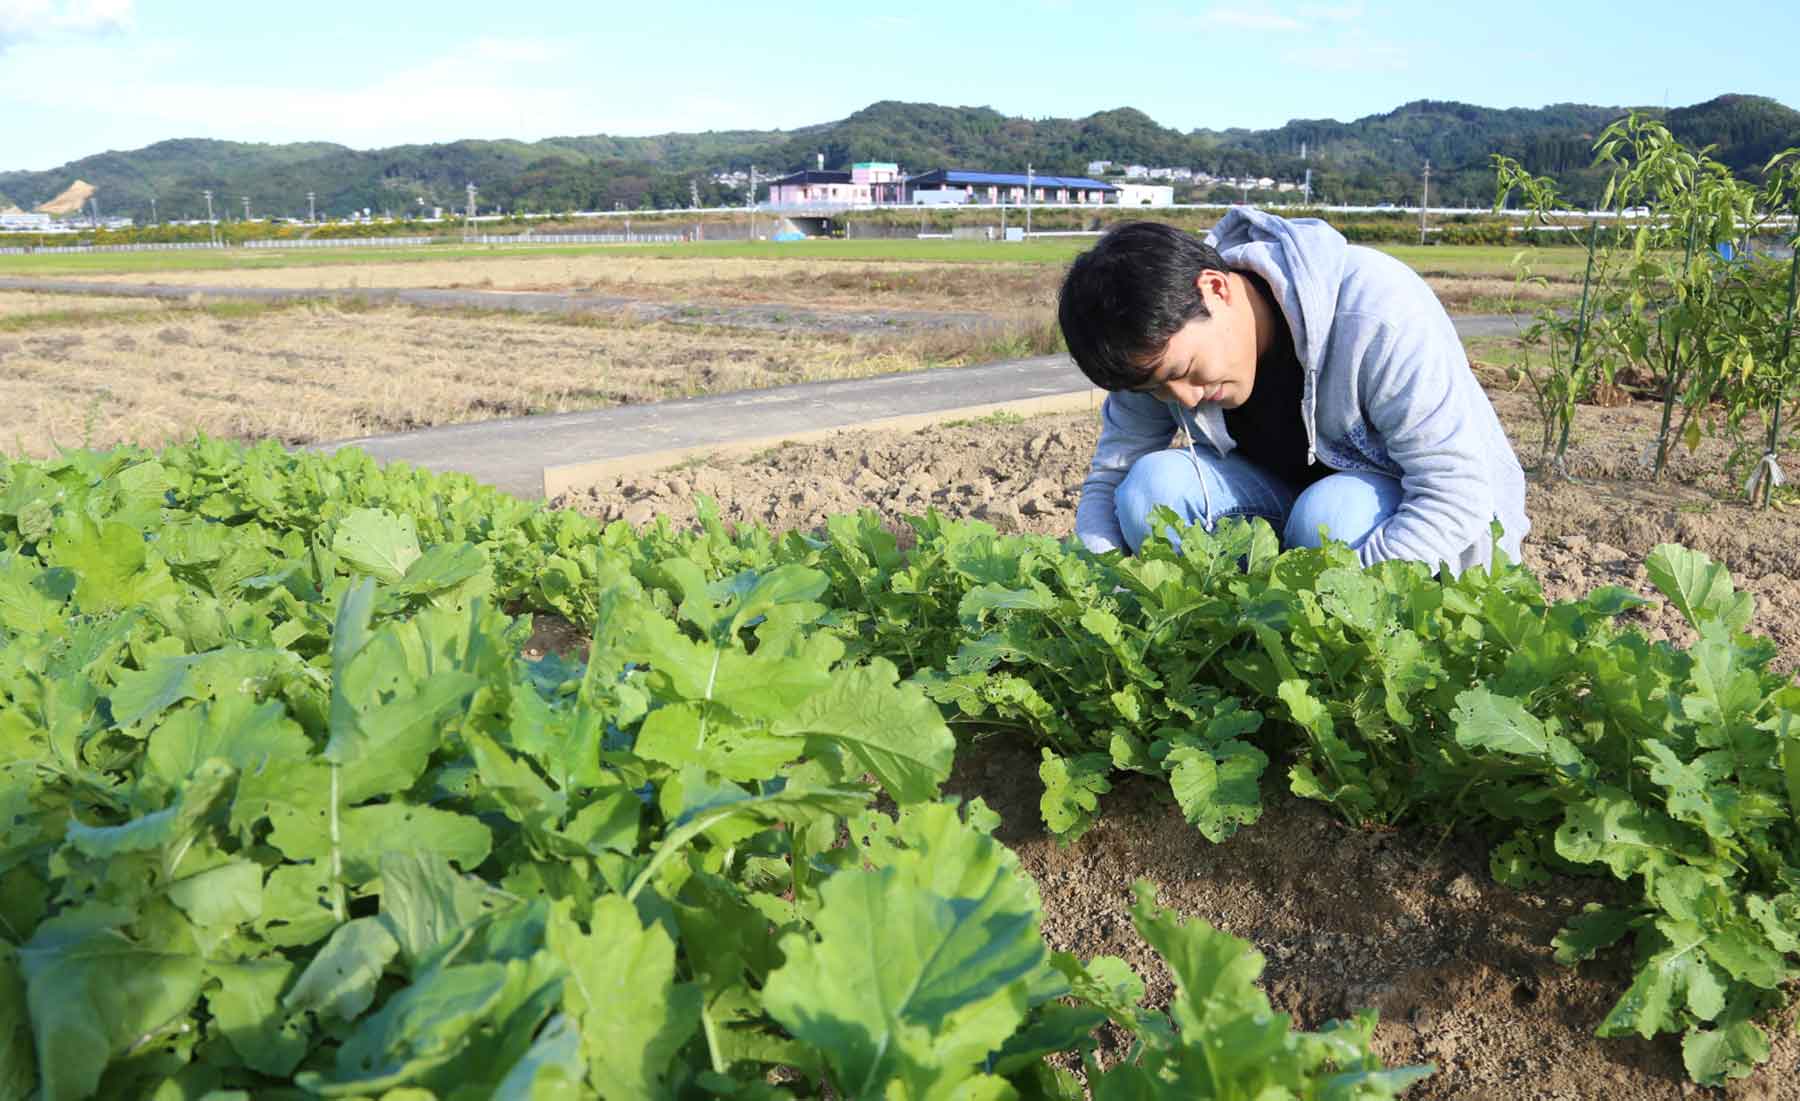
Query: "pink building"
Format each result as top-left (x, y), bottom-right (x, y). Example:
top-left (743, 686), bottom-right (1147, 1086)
top-left (767, 162), bottom-right (903, 206)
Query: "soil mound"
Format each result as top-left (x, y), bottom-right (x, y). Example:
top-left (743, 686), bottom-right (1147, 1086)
top-left (33, 179), bottom-right (95, 216)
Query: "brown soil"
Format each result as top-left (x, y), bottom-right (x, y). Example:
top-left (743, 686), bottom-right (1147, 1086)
top-left (33, 179), bottom-right (93, 216)
top-left (538, 380), bottom-right (1800, 1098)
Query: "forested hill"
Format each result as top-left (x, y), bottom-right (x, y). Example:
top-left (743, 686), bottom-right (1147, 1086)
top-left (2, 94), bottom-right (1795, 223)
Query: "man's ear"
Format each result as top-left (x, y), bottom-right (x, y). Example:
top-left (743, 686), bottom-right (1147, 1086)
top-left (1193, 269), bottom-right (1233, 308)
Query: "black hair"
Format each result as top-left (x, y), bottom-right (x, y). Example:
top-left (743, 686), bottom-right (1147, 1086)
top-left (1056, 221), bottom-right (1231, 391)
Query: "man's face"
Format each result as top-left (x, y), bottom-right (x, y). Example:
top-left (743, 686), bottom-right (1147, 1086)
top-left (1128, 270), bottom-right (1259, 410)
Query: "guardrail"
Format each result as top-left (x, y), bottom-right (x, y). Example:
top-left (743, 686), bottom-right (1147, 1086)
top-left (0, 241), bottom-right (226, 256)
top-left (243, 236), bottom-right (436, 249)
top-left (0, 232), bottom-right (687, 257)
top-left (462, 233), bottom-right (683, 245)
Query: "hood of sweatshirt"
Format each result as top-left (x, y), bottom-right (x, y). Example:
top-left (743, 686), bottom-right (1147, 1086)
top-left (1181, 208), bottom-right (1349, 464)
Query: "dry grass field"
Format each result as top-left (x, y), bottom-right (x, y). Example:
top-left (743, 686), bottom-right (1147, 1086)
top-left (55, 253), bottom-right (1568, 315)
top-left (0, 300), bottom-right (1059, 457)
top-left (0, 292), bottom-right (185, 322)
top-left (61, 255), bottom-right (1052, 303)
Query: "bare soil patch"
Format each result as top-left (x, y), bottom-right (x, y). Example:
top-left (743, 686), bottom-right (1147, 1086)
top-left (545, 380), bottom-right (1800, 1100)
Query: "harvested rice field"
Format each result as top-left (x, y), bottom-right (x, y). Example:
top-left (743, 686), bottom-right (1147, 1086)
top-left (0, 299), bottom-right (1054, 456)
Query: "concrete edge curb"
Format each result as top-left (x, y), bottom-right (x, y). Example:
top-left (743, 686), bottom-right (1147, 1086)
top-left (541, 387), bottom-right (1102, 499)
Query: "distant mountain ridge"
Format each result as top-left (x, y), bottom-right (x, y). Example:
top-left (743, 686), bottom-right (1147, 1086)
top-left (3, 94), bottom-right (1795, 222)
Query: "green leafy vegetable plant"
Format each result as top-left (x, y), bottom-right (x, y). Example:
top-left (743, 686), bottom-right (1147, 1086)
top-left (0, 443), bottom-right (1426, 1099)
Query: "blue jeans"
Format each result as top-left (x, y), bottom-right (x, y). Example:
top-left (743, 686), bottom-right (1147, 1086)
top-left (1115, 448), bottom-right (1403, 554)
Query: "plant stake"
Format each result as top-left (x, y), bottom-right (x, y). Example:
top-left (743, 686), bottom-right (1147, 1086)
top-left (1749, 209), bottom-right (1799, 507)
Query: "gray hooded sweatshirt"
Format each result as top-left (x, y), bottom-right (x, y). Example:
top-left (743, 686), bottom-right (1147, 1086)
top-left (1074, 208), bottom-right (1529, 573)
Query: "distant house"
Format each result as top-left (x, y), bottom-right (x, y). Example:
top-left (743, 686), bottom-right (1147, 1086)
top-left (1114, 183), bottom-right (1174, 207)
top-left (766, 162), bottom-right (904, 206)
top-left (0, 211), bottom-right (53, 231)
top-left (906, 169), bottom-right (1116, 206)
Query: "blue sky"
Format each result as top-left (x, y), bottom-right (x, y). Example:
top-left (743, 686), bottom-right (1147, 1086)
top-left (1, 0), bottom-right (1796, 173)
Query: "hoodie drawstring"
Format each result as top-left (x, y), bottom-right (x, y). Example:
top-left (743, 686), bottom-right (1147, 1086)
top-left (1178, 407), bottom-right (1216, 530)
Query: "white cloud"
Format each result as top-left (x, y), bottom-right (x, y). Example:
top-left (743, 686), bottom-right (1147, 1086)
top-left (1281, 35), bottom-right (1406, 73)
top-left (0, 0), bottom-right (132, 51)
top-left (1298, 2), bottom-right (1365, 23)
top-left (1191, 2), bottom-right (1367, 34)
top-left (1205, 5), bottom-right (1307, 32)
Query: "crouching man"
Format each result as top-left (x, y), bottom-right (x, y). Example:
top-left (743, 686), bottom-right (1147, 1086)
top-left (1057, 213), bottom-right (1528, 573)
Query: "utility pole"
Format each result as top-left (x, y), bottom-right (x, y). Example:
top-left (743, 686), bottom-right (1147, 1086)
top-left (1303, 168), bottom-right (1311, 206)
top-left (1025, 163), bottom-right (1033, 237)
top-left (747, 165), bottom-right (756, 240)
top-left (89, 196), bottom-right (100, 228)
top-left (149, 196), bottom-right (157, 225)
top-left (689, 178), bottom-right (700, 209)
top-left (307, 190), bottom-right (316, 224)
top-left (465, 182), bottom-right (477, 221)
top-left (1419, 160), bottom-right (1430, 246)
top-left (203, 189), bottom-right (216, 246)
top-left (241, 196), bottom-right (250, 222)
